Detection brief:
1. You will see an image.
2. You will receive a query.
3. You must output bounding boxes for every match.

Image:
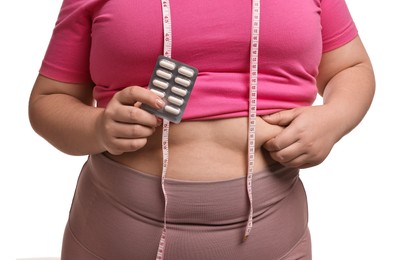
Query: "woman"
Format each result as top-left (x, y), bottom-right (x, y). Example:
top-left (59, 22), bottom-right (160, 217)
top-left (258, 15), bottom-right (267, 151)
top-left (29, 0), bottom-right (375, 259)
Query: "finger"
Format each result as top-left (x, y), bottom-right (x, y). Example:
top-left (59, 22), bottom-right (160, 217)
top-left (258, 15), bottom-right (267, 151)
top-left (115, 86), bottom-right (165, 109)
top-left (263, 127), bottom-right (299, 152)
top-left (263, 138), bottom-right (277, 152)
top-left (109, 123), bottom-right (156, 139)
top-left (269, 142), bottom-right (305, 164)
top-left (261, 109), bottom-right (295, 126)
top-left (113, 106), bottom-right (161, 126)
top-left (281, 153), bottom-right (321, 169)
top-left (272, 145), bottom-right (327, 169)
top-left (107, 138), bottom-right (148, 155)
top-left (278, 153), bottom-right (308, 168)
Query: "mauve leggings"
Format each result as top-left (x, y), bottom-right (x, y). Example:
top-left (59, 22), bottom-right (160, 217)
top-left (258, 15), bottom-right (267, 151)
top-left (61, 154), bottom-right (311, 260)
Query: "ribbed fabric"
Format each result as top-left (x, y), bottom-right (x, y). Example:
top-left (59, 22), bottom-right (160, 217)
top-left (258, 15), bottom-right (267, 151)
top-left (61, 153), bottom-right (310, 260)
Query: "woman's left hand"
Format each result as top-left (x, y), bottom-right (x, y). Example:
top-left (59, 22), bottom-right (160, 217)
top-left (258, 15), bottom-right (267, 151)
top-left (262, 36), bottom-right (375, 169)
top-left (261, 105), bottom-right (341, 169)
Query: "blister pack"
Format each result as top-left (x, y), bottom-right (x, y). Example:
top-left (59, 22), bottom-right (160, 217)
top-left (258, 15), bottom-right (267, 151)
top-left (141, 56), bottom-right (198, 123)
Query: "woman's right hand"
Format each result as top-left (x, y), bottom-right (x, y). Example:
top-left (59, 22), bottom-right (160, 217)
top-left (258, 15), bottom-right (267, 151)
top-left (29, 75), bottom-right (165, 156)
top-left (96, 86), bottom-right (165, 155)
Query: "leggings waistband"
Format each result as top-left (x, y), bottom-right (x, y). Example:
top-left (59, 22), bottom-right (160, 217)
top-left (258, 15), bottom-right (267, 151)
top-left (84, 153), bottom-right (300, 225)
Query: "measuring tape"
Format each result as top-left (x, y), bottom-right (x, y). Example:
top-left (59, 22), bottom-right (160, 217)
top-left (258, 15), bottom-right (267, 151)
top-left (155, 1), bottom-right (172, 260)
top-left (245, 0), bottom-right (260, 241)
top-left (156, 0), bottom-right (261, 258)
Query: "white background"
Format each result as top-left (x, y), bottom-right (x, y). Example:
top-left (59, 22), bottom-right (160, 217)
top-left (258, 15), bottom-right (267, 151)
top-left (1, 0), bottom-right (404, 259)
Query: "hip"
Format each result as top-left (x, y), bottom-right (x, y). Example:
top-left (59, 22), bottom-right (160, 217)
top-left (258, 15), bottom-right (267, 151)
top-left (64, 153), bottom-right (309, 259)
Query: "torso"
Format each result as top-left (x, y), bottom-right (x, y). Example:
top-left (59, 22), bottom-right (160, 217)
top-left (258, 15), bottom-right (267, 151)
top-left (105, 116), bottom-right (283, 181)
top-left (92, 0), bottom-right (322, 172)
top-left (92, 0), bottom-right (321, 114)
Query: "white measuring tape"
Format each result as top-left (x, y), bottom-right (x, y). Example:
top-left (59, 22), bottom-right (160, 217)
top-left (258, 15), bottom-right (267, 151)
top-left (245, 0), bottom-right (261, 241)
top-left (156, 0), bottom-right (260, 258)
top-left (155, 1), bottom-right (172, 260)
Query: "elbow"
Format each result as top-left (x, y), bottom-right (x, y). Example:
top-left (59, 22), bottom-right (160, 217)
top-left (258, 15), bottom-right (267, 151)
top-left (28, 95), bottom-right (44, 139)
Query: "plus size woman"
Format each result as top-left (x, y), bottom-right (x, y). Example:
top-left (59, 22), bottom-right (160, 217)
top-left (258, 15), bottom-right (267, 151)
top-left (29, 0), bottom-right (375, 259)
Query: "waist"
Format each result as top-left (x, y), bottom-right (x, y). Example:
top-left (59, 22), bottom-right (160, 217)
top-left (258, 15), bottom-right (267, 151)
top-left (105, 116), bottom-right (285, 181)
top-left (94, 72), bottom-right (317, 116)
top-left (84, 153), bottom-right (300, 225)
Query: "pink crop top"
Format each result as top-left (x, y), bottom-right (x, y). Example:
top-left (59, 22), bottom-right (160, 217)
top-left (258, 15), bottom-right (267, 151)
top-left (40, 0), bottom-right (358, 120)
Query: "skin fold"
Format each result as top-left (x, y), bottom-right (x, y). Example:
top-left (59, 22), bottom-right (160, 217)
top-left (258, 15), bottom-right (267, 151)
top-left (29, 36), bottom-right (375, 179)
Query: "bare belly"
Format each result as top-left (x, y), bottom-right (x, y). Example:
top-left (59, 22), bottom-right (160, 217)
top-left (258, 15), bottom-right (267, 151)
top-left (105, 116), bottom-right (284, 181)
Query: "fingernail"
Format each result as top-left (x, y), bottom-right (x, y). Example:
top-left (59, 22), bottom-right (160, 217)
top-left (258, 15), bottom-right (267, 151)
top-left (156, 99), bottom-right (165, 109)
top-left (156, 117), bottom-right (163, 125)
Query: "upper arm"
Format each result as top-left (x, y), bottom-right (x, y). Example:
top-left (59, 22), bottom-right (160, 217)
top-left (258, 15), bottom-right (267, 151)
top-left (316, 36), bottom-right (373, 96)
top-left (29, 74), bottom-right (95, 107)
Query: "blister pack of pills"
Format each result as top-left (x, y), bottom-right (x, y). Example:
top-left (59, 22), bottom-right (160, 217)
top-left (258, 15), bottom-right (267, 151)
top-left (141, 56), bottom-right (198, 124)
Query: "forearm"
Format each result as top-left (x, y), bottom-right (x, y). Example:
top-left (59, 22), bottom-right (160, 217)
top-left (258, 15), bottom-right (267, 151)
top-left (321, 61), bottom-right (375, 141)
top-left (29, 94), bottom-right (105, 156)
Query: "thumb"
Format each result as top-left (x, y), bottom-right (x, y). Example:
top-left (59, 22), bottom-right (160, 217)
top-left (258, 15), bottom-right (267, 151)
top-left (116, 86), bottom-right (165, 109)
top-left (261, 109), bottom-right (295, 126)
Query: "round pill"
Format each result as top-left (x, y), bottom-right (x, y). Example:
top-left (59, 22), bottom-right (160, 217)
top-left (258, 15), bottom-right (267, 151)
top-left (171, 86), bottom-right (188, 97)
top-left (159, 59), bottom-right (176, 70)
top-left (164, 105), bottom-right (181, 115)
top-left (178, 66), bottom-right (195, 78)
top-left (168, 96), bottom-right (184, 106)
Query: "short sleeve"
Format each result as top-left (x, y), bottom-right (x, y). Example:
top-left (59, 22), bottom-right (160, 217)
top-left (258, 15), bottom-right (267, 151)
top-left (39, 0), bottom-right (94, 83)
top-left (320, 0), bottom-right (358, 52)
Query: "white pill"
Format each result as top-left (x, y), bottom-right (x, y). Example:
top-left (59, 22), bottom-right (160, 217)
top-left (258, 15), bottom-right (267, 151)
top-left (159, 59), bottom-right (176, 70)
top-left (156, 69), bottom-right (172, 80)
top-left (168, 96), bottom-right (184, 106)
top-left (178, 66), bottom-right (195, 78)
top-left (171, 86), bottom-right (188, 97)
top-left (153, 79), bottom-right (169, 89)
top-left (174, 77), bottom-right (191, 87)
top-left (151, 89), bottom-right (166, 98)
top-left (164, 105), bottom-right (181, 115)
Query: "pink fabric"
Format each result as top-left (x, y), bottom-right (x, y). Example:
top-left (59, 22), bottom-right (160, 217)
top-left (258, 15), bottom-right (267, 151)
top-left (40, 0), bottom-right (357, 120)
